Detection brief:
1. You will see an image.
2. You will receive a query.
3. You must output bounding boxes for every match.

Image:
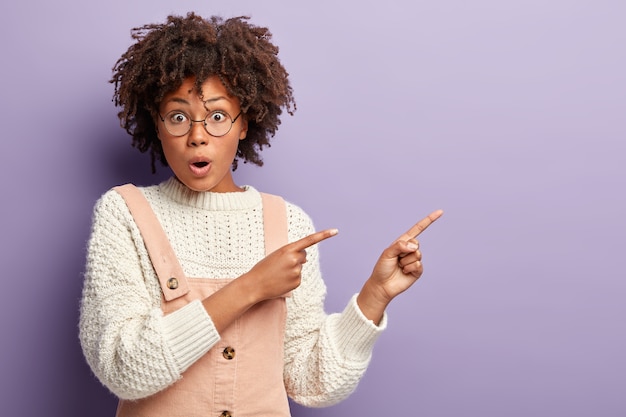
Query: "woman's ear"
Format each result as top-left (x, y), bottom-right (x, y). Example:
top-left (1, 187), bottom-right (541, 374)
top-left (239, 115), bottom-right (248, 140)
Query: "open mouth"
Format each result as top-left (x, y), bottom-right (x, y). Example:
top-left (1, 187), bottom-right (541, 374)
top-left (189, 159), bottom-right (211, 176)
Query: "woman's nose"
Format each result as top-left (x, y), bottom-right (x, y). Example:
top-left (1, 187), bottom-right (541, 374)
top-left (187, 121), bottom-right (208, 146)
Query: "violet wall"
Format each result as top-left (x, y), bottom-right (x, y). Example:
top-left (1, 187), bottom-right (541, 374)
top-left (1, 0), bottom-right (625, 415)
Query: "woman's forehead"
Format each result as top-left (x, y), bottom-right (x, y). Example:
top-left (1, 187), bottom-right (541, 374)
top-left (161, 76), bottom-right (238, 107)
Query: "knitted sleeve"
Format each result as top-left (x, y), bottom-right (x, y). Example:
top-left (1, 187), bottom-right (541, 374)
top-left (283, 203), bottom-right (387, 407)
top-left (78, 189), bottom-right (220, 400)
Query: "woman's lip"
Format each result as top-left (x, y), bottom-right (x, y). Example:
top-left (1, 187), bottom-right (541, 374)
top-left (189, 160), bottom-right (212, 176)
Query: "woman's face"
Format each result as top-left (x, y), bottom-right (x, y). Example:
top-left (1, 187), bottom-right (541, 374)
top-left (157, 76), bottom-right (248, 193)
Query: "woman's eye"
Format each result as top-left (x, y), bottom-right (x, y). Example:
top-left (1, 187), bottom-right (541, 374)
top-left (169, 113), bottom-right (188, 124)
top-left (208, 112), bottom-right (227, 123)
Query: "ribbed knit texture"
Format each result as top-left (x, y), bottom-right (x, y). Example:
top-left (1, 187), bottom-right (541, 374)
top-left (79, 177), bottom-right (386, 406)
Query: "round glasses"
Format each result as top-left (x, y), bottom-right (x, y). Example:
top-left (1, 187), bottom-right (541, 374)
top-left (158, 110), bottom-right (242, 137)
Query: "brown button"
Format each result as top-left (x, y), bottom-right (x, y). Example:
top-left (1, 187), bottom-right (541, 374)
top-left (222, 346), bottom-right (235, 360)
top-left (166, 277), bottom-right (179, 290)
top-left (220, 411), bottom-right (231, 417)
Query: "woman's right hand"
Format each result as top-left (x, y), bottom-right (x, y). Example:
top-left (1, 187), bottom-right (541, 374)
top-left (203, 228), bottom-right (337, 333)
top-left (244, 228), bottom-right (338, 302)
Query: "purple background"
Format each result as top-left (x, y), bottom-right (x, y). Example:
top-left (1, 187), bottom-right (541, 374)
top-left (2, 0), bottom-right (625, 416)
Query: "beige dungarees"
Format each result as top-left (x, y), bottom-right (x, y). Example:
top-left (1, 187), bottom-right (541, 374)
top-left (113, 184), bottom-right (291, 417)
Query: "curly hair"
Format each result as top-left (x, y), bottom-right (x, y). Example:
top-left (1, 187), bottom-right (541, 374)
top-left (111, 12), bottom-right (296, 172)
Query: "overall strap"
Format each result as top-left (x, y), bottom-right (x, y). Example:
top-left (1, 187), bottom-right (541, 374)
top-left (260, 192), bottom-right (288, 255)
top-left (260, 192), bottom-right (290, 297)
top-left (113, 184), bottom-right (190, 301)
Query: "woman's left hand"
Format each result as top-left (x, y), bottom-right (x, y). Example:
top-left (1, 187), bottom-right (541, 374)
top-left (357, 209), bottom-right (443, 323)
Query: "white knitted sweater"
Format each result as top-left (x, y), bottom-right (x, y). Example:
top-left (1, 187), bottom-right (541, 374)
top-left (79, 177), bottom-right (386, 407)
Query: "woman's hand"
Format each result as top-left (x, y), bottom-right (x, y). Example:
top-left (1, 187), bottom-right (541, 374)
top-left (245, 228), bottom-right (339, 302)
top-left (204, 228), bottom-right (337, 333)
top-left (358, 209), bottom-right (443, 324)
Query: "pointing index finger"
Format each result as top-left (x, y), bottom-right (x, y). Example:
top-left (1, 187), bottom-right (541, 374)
top-left (291, 228), bottom-right (339, 251)
top-left (400, 209), bottom-right (444, 240)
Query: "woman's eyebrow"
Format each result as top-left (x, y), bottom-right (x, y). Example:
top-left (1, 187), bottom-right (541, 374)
top-left (203, 96), bottom-right (229, 104)
top-left (164, 97), bottom-right (191, 105)
top-left (162, 96), bottom-right (230, 107)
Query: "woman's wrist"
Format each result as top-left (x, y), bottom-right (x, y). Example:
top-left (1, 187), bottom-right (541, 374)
top-left (356, 279), bottom-right (391, 325)
top-left (201, 273), bottom-right (259, 333)
top-left (234, 272), bottom-right (264, 306)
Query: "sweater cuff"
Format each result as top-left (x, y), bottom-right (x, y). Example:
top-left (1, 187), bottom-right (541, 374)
top-left (332, 294), bottom-right (387, 363)
top-left (161, 299), bottom-right (220, 372)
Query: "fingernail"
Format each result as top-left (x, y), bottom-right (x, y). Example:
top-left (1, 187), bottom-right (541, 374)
top-left (330, 228), bottom-right (339, 236)
top-left (407, 242), bottom-right (418, 251)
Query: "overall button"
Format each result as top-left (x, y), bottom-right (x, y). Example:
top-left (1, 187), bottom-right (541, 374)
top-left (166, 277), bottom-right (179, 289)
top-left (220, 411), bottom-right (232, 417)
top-left (222, 346), bottom-right (235, 360)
